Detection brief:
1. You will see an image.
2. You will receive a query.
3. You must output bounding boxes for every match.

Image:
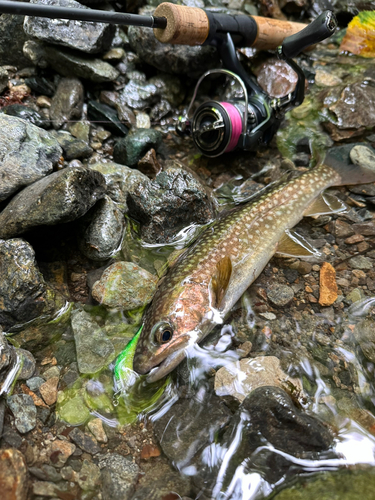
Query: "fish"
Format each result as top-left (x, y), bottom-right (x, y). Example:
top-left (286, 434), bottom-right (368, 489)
top-left (133, 145), bottom-right (375, 382)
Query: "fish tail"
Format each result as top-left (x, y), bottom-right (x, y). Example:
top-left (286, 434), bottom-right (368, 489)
top-left (324, 144), bottom-right (375, 186)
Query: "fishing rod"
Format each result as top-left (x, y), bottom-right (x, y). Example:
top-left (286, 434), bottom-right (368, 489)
top-left (0, 1), bottom-right (337, 157)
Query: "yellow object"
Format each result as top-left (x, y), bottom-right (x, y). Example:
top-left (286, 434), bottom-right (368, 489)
top-left (340, 11), bottom-right (375, 58)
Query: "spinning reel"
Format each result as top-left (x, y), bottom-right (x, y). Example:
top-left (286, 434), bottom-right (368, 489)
top-left (176, 11), bottom-right (337, 157)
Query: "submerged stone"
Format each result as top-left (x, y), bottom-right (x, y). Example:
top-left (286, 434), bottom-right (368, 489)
top-left (54, 131), bottom-right (93, 160)
top-left (1, 104), bottom-right (47, 128)
top-left (78, 195), bottom-right (126, 261)
top-left (113, 128), bottom-right (162, 167)
top-left (127, 161), bottom-right (216, 243)
top-left (0, 114), bottom-right (62, 203)
top-left (71, 309), bottom-right (115, 374)
top-left (0, 166), bottom-right (106, 239)
top-left (50, 77), bottom-right (84, 130)
top-left (24, 0), bottom-right (115, 54)
top-left (7, 394), bottom-right (37, 433)
top-left (353, 317), bottom-right (375, 363)
top-left (92, 261), bottom-right (158, 309)
top-left (267, 283), bottom-right (294, 307)
top-left (99, 453), bottom-right (140, 500)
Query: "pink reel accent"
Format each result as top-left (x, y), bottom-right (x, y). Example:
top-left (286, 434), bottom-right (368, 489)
top-left (220, 102), bottom-right (242, 152)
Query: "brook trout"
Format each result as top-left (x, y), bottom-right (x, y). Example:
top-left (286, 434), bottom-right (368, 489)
top-left (133, 146), bottom-right (375, 382)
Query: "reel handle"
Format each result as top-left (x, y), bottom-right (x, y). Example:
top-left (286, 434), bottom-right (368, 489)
top-left (281, 11), bottom-right (337, 58)
top-left (153, 2), bottom-right (307, 49)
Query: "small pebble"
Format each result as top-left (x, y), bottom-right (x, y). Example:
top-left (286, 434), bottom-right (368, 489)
top-left (39, 377), bottom-right (59, 406)
top-left (87, 418), bottom-right (107, 443)
top-left (36, 95), bottom-right (51, 108)
top-left (267, 284), bottom-right (294, 307)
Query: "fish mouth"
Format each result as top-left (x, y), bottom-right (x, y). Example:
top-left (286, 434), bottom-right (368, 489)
top-left (146, 348), bottom-right (187, 383)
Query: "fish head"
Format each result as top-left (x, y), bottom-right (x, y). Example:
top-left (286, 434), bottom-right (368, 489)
top-left (133, 281), bottom-right (211, 382)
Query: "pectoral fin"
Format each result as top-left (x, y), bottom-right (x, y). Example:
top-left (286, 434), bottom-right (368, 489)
top-left (303, 193), bottom-right (347, 217)
top-left (276, 230), bottom-right (321, 258)
top-left (211, 256), bottom-right (232, 309)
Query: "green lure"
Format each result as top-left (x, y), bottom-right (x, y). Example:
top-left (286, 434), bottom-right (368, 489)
top-left (114, 325), bottom-right (143, 385)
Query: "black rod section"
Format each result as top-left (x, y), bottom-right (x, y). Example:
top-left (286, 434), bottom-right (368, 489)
top-left (0, 0), bottom-right (167, 28)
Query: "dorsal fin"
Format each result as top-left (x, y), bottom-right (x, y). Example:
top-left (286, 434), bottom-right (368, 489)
top-left (276, 230), bottom-right (321, 258)
top-left (303, 193), bottom-right (347, 217)
top-left (211, 256), bottom-right (232, 309)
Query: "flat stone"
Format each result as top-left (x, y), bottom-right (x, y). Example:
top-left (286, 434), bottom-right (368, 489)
top-left (353, 317), bottom-right (375, 363)
top-left (69, 427), bottom-right (100, 455)
top-left (349, 255), bottom-right (373, 270)
top-left (350, 144), bottom-right (375, 170)
top-left (92, 262), bottom-right (158, 310)
top-left (319, 262), bottom-right (338, 306)
top-left (214, 356), bottom-right (303, 402)
top-left (54, 131), bottom-right (92, 160)
top-left (87, 418), bottom-right (107, 443)
top-left (50, 77), bottom-right (84, 129)
top-left (89, 161), bottom-right (148, 214)
top-left (7, 394), bottom-right (37, 433)
top-left (333, 220), bottom-right (355, 238)
top-left (0, 114), bottom-right (61, 202)
top-left (16, 349), bottom-right (36, 380)
top-left (71, 309), bottom-right (116, 374)
top-left (77, 459), bottom-right (101, 491)
top-left (1, 104), bottom-right (47, 128)
top-left (32, 481), bottom-right (58, 497)
top-left (26, 377), bottom-right (45, 391)
top-left (0, 166), bottom-right (106, 239)
top-left (100, 453), bottom-right (140, 500)
top-left (39, 376), bottom-right (59, 405)
top-left (28, 464), bottom-right (61, 482)
top-left (315, 69), bottom-right (342, 87)
top-left (113, 128), bottom-right (162, 167)
top-left (24, 0), bottom-right (115, 54)
top-left (0, 448), bottom-right (28, 500)
top-left (49, 439), bottom-right (76, 467)
top-left (87, 100), bottom-right (128, 136)
top-left (0, 239), bottom-right (50, 331)
top-left (267, 284), bottom-right (294, 306)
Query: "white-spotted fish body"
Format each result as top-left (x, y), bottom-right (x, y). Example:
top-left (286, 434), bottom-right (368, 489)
top-left (133, 147), bottom-right (375, 382)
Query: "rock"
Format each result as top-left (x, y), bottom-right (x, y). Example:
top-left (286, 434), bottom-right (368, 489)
top-left (89, 161), bottom-right (149, 213)
top-left (39, 376), bottom-right (59, 405)
top-left (0, 448), bottom-right (28, 500)
top-left (0, 114), bottom-right (62, 203)
top-left (214, 356), bottom-right (303, 402)
top-left (131, 469), bottom-right (191, 500)
top-left (1, 104), bottom-right (47, 128)
top-left (113, 128), bottom-right (163, 167)
top-left (87, 418), bottom-right (107, 443)
top-left (137, 148), bottom-right (161, 178)
top-left (7, 394), bottom-right (37, 433)
top-left (24, 0), bottom-right (115, 54)
top-left (58, 393), bottom-right (90, 425)
top-left (25, 76), bottom-right (55, 96)
top-left (92, 262), bottom-right (158, 310)
top-left (332, 220), bottom-right (354, 238)
top-left (350, 144), bottom-right (375, 170)
top-left (71, 309), bottom-right (115, 374)
top-left (325, 80), bottom-right (375, 141)
top-left (319, 262), bottom-right (338, 306)
top-left (140, 443), bottom-right (161, 459)
top-left (68, 120), bottom-right (90, 142)
top-left (32, 481), bottom-right (58, 497)
top-left (87, 101), bottom-right (128, 136)
top-left (77, 459), bottom-right (101, 491)
top-left (314, 69), bottom-right (342, 87)
top-left (352, 222), bottom-right (375, 236)
top-left (349, 255), bottom-right (373, 270)
top-left (346, 287), bottom-right (365, 304)
top-left (0, 15), bottom-right (30, 67)
top-left (16, 349), bottom-right (36, 380)
top-left (0, 239), bottom-right (51, 331)
top-left (120, 77), bottom-right (158, 111)
top-left (29, 464), bottom-right (61, 482)
top-left (100, 453), bottom-right (140, 500)
top-left (0, 166), bottom-right (106, 239)
top-left (257, 58), bottom-right (298, 98)
top-left (127, 162), bottom-right (216, 243)
top-left (50, 77), bottom-right (84, 129)
top-left (49, 439), bottom-right (76, 467)
top-left (128, 24), bottom-right (219, 76)
top-left (267, 284), bottom-right (294, 307)
top-left (273, 468), bottom-right (375, 500)
top-left (78, 195), bottom-right (126, 261)
top-left (352, 317), bottom-right (375, 363)
top-left (69, 427), bottom-right (100, 455)
top-left (153, 390), bottom-right (231, 466)
top-left (54, 131), bottom-right (93, 160)
top-left (194, 386), bottom-right (333, 494)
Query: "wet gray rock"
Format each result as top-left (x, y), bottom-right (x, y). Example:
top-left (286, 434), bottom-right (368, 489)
top-left (153, 388), bottom-right (231, 467)
top-left (89, 161), bottom-right (149, 213)
top-left (0, 15), bottom-right (30, 67)
top-left (131, 470), bottom-right (192, 500)
top-left (113, 128), bottom-right (163, 167)
top-left (7, 394), bottom-right (37, 434)
top-left (16, 349), bottom-right (36, 380)
top-left (0, 114), bottom-right (62, 203)
top-left (24, 0), bottom-right (115, 54)
top-left (194, 386), bottom-right (333, 494)
top-left (50, 77), bottom-right (84, 129)
top-left (92, 261), bottom-right (158, 309)
top-left (0, 239), bottom-right (49, 331)
top-left (25, 76), bottom-right (55, 96)
top-left (0, 166), bottom-right (106, 239)
top-left (128, 24), bottom-right (219, 76)
top-left (353, 317), bottom-right (375, 363)
top-left (54, 131), bottom-right (93, 160)
top-left (1, 104), bottom-right (47, 128)
top-left (120, 76), bottom-right (158, 110)
top-left (87, 100), bottom-right (128, 136)
top-left (267, 283), bottom-right (294, 307)
top-left (100, 453), bottom-right (140, 500)
top-left (348, 255), bottom-right (373, 270)
top-left (78, 195), bottom-right (126, 261)
top-left (71, 309), bottom-right (116, 374)
top-left (29, 464), bottom-right (62, 482)
top-left (69, 427), bottom-right (100, 455)
top-left (127, 162), bottom-right (216, 243)
top-left (26, 376), bottom-right (45, 391)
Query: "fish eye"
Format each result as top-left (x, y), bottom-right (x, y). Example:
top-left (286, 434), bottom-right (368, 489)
top-left (152, 322), bottom-right (174, 344)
